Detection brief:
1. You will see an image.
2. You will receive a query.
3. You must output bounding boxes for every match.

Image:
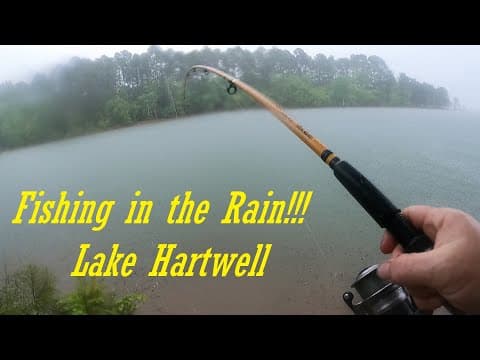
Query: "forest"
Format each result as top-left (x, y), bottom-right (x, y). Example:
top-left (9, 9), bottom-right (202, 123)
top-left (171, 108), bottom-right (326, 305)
top-left (0, 46), bottom-right (452, 150)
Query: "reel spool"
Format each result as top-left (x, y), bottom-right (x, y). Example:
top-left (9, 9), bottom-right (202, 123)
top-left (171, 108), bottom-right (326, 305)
top-left (343, 264), bottom-right (420, 315)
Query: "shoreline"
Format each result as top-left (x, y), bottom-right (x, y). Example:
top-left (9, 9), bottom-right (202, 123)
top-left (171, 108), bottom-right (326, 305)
top-left (0, 106), bottom-right (455, 155)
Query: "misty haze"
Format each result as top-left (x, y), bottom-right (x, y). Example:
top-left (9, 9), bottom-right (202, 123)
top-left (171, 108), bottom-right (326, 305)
top-left (0, 45), bottom-right (479, 315)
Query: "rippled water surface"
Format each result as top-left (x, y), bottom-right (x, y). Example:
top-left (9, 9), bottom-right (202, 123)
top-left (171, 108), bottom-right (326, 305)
top-left (1, 108), bottom-right (479, 314)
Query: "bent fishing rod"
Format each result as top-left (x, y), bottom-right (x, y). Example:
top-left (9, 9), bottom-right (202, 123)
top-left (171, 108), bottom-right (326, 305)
top-left (184, 65), bottom-right (455, 315)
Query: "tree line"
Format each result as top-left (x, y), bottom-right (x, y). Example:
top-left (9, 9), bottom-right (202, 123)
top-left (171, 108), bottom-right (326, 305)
top-left (0, 46), bottom-right (451, 150)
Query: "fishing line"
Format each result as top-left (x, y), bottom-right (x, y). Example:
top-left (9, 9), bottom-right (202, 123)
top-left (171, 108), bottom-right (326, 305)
top-left (184, 65), bottom-right (462, 314)
top-left (303, 218), bottom-right (324, 258)
top-left (184, 65), bottom-right (431, 253)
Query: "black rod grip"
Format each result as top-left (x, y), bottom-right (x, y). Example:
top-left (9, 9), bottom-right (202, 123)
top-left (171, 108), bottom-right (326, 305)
top-left (332, 161), bottom-right (465, 314)
top-left (332, 160), bottom-right (432, 253)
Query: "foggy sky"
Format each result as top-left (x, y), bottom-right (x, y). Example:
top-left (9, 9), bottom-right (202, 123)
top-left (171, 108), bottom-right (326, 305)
top-left (0, 45), bottom-right (478, 109)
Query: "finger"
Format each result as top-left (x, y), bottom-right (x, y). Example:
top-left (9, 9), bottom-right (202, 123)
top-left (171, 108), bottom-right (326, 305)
top-left (380, 231), bottom-right (397, 254)
top-left (392, 244), bottom-right (404, 258)
top-left (402, 205), bottom-right (449, 240)
top-left (406, 285), bottom-right (438, 299)
top-left (412, 295), bottom-right (444, 312)
top-left (377, 251), bottom-right (437, 287)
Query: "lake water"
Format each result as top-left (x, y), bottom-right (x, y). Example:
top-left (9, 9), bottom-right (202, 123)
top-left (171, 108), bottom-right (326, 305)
top-left (1, 108), bottom-right (479, 314)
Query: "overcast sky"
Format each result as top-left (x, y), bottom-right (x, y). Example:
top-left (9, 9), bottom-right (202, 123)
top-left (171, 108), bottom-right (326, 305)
top-left (1, 45), bottom-right (479, 109)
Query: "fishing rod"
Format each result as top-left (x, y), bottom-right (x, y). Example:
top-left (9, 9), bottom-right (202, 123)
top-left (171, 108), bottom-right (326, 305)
top-left (184, 65), bottom-right (449, 315)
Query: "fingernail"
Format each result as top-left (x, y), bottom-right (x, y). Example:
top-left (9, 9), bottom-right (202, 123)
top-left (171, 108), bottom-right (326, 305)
top-left (377, 262), bottom-right (391, 280)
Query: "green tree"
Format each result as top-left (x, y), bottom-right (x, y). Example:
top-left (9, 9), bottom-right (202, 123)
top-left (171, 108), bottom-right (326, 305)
top-left (57, 279), bottom-right (145, 315)
top-left (328, 77), bottom-right (353, 106)
top-left (103, 95), bottom-right (132, 126)
top-left (268, 74), bottom-right (329, 107)
top-left (0, 264), bottom-right (145, 315)
top-left (0, 264), bottom-right (57, 315)
top-left (58, 279), bottom-right (110, 315)
top-left (0, 47), bottom-right (453, 150)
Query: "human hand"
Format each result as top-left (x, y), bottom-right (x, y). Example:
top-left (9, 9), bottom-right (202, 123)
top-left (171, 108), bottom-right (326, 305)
top-left (378, 205), bottom-right (480, 314)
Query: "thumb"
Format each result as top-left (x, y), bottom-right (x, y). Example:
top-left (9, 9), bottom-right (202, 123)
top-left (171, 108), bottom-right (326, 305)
top-left (378, 252), bottom-right (436, 288)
